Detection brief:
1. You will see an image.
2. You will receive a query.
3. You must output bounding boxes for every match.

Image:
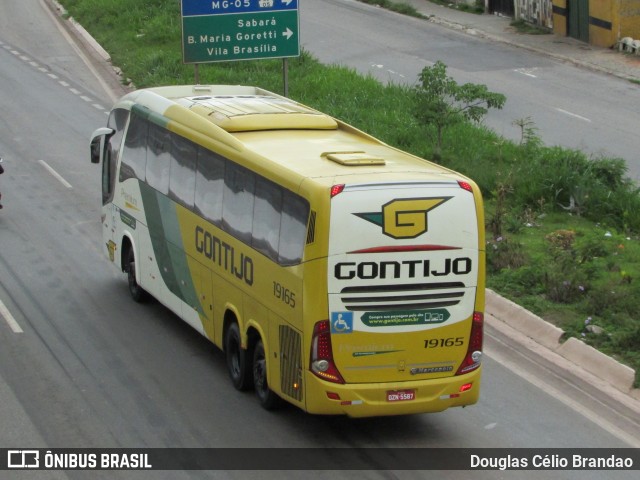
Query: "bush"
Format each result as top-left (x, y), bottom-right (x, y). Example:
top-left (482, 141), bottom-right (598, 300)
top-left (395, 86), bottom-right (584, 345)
top-left (486, 237), bottom-right (528, 272)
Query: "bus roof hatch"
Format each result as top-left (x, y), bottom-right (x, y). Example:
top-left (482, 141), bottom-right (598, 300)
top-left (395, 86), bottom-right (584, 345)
top-left (322, 151), bottom-right (386, 166)
top-left (175, 95), bottom-right (338, 132)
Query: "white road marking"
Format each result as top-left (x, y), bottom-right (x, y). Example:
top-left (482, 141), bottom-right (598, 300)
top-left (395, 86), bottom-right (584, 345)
top-left (486, 338), bottom-right (640, 447)
top-left (39, 0), bottom-right (120, 103)
top-left (0, 299), bottom-right (23, 333)
top-left (387, 69), bottom-right (405, 79)
top-left (514, 68), bottom-right (538, 78)
top-left (555, 108), bottom-right (592, 123)
top-left (371, 64), bottom-right (406, 79)
top-left (2, 34), bottom-right (106, 109)
top-left (38, 160), bottom-right (73, 189)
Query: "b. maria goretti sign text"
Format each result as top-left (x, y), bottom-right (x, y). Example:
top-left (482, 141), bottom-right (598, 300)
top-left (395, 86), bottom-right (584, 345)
top-left (181, 0), bottom-right (300, 64)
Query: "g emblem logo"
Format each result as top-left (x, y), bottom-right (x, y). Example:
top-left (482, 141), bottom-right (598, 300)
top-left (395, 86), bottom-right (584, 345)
top-left (355, 197), bottom-right (450, 239)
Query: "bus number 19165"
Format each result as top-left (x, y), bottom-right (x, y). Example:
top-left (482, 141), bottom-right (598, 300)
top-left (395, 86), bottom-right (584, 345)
top-left (424, 337), bottom-right (464, 348)
top-left (273, 281), bottom-right (296, 308)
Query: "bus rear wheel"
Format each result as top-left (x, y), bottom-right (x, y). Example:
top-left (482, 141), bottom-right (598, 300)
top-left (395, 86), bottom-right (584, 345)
top-left (224, 323), bottom-right (252, 391)
top-left (126, 248), bottom-right (148, 303)
top-left (252, 338), bottom-right (280, 410)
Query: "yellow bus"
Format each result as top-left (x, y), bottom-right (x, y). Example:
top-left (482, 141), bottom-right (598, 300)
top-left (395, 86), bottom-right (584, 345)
top-left (90, 85), bottom-right (485, 417)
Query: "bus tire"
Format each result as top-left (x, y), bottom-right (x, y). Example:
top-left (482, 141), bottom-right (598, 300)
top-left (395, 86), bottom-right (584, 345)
top-left (224, 323), bottom-right (252, 391)
top-left (126, 248), bottom-right (149, 303)
top-left (252, 338), bottom-right (280, 410)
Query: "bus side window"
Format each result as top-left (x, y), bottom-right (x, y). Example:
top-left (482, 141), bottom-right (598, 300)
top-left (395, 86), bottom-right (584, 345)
top-left (120, 113), bottom-right (148, 183)
top-left (194, 148), bottom-right (225, 225)
top-left (278, 193), bottom-right (309, 266)
top-left (103, 108), bottom-right (129, 205)
top-left (252, 177), bottom-right (282, 261)
top-left (145, 123), bottom-right (171, 195)
top-left (168, 134), bottom-right (197, 209)
top-left (222, 162), bottom-right (256, 245)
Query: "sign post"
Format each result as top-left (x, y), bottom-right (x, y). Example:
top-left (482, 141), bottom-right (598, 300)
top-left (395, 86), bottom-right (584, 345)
top-left (181, 1), bottom-right (300, 68)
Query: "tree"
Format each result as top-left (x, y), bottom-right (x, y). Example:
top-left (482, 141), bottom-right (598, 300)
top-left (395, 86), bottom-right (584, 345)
top-left (414, 61), bottom-right (506, 160)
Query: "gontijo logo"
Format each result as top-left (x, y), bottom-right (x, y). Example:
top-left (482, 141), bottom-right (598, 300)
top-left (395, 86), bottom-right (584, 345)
top-left (354, 197), bottom-right (451, 239)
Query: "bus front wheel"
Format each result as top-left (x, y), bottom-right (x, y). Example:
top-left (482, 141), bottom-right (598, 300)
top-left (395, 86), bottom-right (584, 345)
top-left (225, 323), bottom-right (252, 391)
top-left (252, 338), bottom-right (280, 410)
top-left (126, 248), bottom-right (148, 303)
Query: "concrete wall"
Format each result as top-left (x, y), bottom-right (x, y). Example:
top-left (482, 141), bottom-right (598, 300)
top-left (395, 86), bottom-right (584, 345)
top-left (590, 0), bottom-right (616, 47)
top-left (516, 0), bottom-right (554, 28)
top-left (619, 0), bottom-right (640, 39)
top-left (551, 0), bottom-right (640, 47)
top-left (552, 0), bottom-right (569, 35)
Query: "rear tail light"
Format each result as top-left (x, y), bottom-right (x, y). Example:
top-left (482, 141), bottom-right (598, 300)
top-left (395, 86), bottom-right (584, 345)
top-left (456, 312), bottom-right (483, 375)
top-left (458, 180), bottom-right (473, 192)
top-left (330, 184), bottom-right (345, 197)
top-left (310, 320), bottom-right (345, 384)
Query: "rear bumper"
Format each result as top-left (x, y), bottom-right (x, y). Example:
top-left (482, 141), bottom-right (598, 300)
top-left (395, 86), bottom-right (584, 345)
top-left (303, 367), bottom-right (481, 417)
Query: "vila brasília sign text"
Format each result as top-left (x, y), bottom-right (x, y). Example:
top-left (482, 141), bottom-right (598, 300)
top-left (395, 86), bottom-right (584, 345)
top-left (181, 0), bottom-right (300, 63)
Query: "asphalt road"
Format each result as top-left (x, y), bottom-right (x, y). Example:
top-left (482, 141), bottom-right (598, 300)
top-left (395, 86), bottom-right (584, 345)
top-left (300, 0), bottom-right (640, 180)
top-left (0, 1), bottom-right (638, 479)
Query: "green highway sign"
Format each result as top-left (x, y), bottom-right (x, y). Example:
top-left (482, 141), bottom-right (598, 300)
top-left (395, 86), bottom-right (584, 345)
top-left (181, 0), bottom-right (300, 64)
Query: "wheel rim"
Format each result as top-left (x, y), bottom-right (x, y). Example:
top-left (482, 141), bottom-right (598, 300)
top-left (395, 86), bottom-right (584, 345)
top-left (228, 337), bottom-right (241, 380)
top-left (254, 348), bottom-right (268, 397)
top-left (127, 259), bottom-right (137, 293)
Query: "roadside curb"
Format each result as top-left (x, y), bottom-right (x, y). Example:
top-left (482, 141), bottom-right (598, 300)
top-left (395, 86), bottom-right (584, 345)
top-left (49, 0), bottom-right (110, 61)
top-left (68, 17), bottom-right (111, 63)
top-left (486, 289), bottom-right (640, 401)
top-left (45, 0), bottom-right (130, 101)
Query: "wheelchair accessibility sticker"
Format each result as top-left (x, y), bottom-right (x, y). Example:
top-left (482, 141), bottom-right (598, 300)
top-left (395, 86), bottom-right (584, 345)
top-left (331, 312), bottom-right (353, 334)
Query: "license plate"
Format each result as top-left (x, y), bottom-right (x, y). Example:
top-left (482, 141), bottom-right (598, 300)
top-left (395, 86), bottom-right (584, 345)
top-left (386, 389), bottom-right (415, 402)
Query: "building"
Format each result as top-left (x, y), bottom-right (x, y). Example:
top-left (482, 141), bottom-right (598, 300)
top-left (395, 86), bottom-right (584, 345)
top-left (493, 0), bottom-right (640, 47)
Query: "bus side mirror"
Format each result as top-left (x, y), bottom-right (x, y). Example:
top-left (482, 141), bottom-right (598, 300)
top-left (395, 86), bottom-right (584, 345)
top-left (90, 127), bottom-right (115, 164)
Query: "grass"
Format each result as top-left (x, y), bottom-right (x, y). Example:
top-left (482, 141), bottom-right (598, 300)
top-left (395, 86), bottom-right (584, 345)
top-left (487, 214), bottom-right (640, 370)
top-left (59, 0), bottom-right (640, 386)
top-left (427, 0), bottom-right (485, 14)
top-left (356, 0), bottom-right (426, 18)
top-left (510, 19), bottom-right (551, 35)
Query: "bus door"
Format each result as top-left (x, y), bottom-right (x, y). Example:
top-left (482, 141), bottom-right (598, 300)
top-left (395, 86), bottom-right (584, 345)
top-left (91, 108), bottom-right (130, 262)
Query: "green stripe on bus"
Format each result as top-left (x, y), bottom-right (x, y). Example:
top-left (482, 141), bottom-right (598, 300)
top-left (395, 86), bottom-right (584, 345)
top-left (131, 104), bottom-right (171, 129)
top-left (139, 182), bottom-right (204, 315)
